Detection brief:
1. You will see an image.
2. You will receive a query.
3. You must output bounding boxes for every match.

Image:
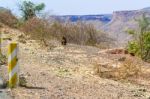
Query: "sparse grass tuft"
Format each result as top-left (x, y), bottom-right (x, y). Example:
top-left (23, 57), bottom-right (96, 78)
top-left (55, 67), bottom-right (71, 77)
top-left (19, 75), bottom-right (27, 87)
top-left (0, 53), bottom-right (7, 65)
top-left (18, 34), bottom-right (27, 44)
top-left (93, 56), bottom-right (142, 80)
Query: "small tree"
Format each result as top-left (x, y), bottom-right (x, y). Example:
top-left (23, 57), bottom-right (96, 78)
top-left (19, 1), bottom-right (45, 21)
top-left (127, 14), bottom-right (150, 62)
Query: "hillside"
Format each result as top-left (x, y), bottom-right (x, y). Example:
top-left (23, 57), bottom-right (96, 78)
top-left (53, 14), bottom-right (112, 29)
top-left (0, 6), bottom-right (150, 99)
top-left (0, 24), bottom-right (150, 98)
top-left (55, 7), bottom-right (150, 47)
top-left (103, 8), bottom-right (150, 47)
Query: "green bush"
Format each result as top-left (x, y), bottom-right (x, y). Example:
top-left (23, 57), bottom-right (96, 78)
top-left (142, 32), bottom-right (150, 61)
top-left (127, 41), bottom-right (140, 55)
top-left (127, 15), bottom-right (150, 62)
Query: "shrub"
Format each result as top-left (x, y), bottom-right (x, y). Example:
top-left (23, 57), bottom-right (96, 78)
top-left (118, 57), bottom-right (141, 79)
top-left (127, 15), bottom-right (150, 62)
top-left (21, 16), bottom-right (112, 47)
top-left (0, 8), bottom-right (18, 27)
top-left (50, 21), bottom-right (110, 46)
top-left (93, 57), bottom-right (141, 80)
top-left (127, 41), bottom-right (140, 55)
top-left (21, 17), bottom-right (52, 47)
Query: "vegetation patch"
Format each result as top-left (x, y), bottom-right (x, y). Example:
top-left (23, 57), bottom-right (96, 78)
top-left (127, 15), bottom-right (150, 62)
top-left (0, 8), bottom-right (18, 28)
top-left (0, 53), bottom-right (6, 65)
top-left (55, 67), bottom-right (71, 77)
top-left (93, 56), bottom-right (142, 80)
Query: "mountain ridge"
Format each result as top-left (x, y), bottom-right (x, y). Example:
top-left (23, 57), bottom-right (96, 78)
top-left (54, 7), bottom-right (150, 23)
top-left (46, 7), bottom-right (150, 46)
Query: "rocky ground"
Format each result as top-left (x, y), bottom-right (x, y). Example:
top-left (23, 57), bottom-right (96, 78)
top-left (1, 27), bottom-right (150, 99)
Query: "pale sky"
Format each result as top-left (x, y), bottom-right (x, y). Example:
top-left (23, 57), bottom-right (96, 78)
top-left (0, 0), bottom-right (150, 15)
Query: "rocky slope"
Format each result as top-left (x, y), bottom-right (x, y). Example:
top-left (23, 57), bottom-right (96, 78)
top-left (0, 26), bottom-right (150, 99)
top-left (103, 8), bottom-right (150, 47)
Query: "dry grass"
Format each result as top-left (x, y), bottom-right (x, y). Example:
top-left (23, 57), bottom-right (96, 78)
top-left (93, 56), bottom-right (142, 80)
top-left (20, 17), bottom-right (112, 47)
top-left (20, 17), bottom-right (53, 47)
top-left (51, 22), bottom-right (112, 46)
top-left (0, 9), bottom-right (18, 28)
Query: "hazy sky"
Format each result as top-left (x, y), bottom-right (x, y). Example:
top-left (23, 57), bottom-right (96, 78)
top-left (0, 0), bottom-right (150, 15)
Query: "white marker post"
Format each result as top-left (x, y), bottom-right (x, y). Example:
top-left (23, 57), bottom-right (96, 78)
top-left (8, 42), bottom-right (19, 88)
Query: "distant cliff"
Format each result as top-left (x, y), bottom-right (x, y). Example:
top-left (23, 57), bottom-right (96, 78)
top-left (103, 7), bottom-right (150, 47)
top-left (53, 14), bottom-right (112, 30)
top-left (54, 14), bottom-right (112, 23)
top-left (54, 8), bottom-right (150, 47)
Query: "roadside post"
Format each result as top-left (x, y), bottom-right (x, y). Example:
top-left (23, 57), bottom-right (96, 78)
top-left (8, 42), bottom-right (19, 88)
